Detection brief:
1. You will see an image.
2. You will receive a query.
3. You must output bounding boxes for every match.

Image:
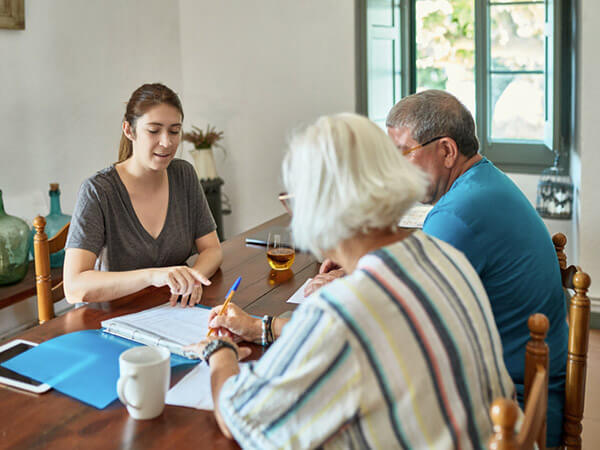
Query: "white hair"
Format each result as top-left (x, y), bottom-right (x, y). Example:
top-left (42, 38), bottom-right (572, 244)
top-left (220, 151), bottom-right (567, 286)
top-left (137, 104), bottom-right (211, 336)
top-left (282, 113), bottom-right (428, 260)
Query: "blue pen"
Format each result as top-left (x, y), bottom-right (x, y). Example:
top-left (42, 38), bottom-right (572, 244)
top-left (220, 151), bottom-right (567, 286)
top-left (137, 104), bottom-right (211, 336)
top-left (207, 276), bottom-right (242, 336)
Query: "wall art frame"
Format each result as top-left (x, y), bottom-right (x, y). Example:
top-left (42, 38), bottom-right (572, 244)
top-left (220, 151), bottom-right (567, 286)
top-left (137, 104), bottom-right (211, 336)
top-left (0, 0), bottom-right (24, 30)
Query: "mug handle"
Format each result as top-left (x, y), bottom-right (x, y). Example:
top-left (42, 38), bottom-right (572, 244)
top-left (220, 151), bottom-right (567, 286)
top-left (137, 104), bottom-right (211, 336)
top-left (117, 374), bottom-right (142, 409)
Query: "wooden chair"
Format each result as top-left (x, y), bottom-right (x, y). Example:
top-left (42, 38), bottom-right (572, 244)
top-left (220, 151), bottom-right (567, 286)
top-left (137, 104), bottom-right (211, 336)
top-left (489, 314), bottom-right (550, 450)
top-left (552, 233), bottom-right (592, 450)
top-left (32, 215), bottom-right (70, 324)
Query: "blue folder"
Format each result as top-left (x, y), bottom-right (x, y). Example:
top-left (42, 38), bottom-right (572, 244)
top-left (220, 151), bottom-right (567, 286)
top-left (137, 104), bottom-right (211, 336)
top-left (1, 329), bottom-right (197, 409)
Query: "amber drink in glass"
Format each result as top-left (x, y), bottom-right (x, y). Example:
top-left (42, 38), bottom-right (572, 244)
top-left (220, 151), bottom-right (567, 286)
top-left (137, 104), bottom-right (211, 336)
top-left (266, 231), bottom-right (295, 270)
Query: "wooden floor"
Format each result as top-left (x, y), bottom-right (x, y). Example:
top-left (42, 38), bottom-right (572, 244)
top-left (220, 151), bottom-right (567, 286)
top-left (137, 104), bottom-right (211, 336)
top-left (582, 328), bottom-right (600, 449)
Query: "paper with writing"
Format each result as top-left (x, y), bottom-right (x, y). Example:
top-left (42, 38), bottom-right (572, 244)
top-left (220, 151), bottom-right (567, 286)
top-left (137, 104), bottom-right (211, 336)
top-left (101, 304), bottom-right (211, 358)
top-left (398, 204), bottom-right (433, 229)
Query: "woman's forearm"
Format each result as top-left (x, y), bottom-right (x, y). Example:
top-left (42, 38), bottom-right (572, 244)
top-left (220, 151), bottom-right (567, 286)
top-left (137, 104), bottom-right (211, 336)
top-left (64, 268), bottom-right (156, 303)
top-left (64, 248), bottom-right (222, 305)
top-left (192, 247), bottom-right (223, 279)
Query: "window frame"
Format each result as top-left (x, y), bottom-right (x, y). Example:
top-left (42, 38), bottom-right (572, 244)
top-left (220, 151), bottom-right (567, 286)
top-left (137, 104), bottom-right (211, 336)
top-left (357, 0), bottom-right (573, 174)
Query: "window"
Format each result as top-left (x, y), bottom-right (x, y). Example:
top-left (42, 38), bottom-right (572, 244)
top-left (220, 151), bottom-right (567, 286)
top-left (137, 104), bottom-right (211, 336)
top-left (358, 0), bottom-right (573, 173)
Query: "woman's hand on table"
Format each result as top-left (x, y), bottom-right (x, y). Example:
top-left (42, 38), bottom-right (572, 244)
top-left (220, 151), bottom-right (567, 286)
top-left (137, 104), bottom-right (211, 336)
top-left (207, 303), bottom-right (262, 344)
top-left (148, 266), bottom-right (211, 306)
top-left (170, 285), bottom-right (204, 307)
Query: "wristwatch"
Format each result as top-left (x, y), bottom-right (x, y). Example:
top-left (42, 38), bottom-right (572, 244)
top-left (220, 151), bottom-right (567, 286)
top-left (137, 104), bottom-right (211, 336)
top-left (261, 315), bottom-right (275, 347)
top-left (201, 339), bottom-right (238, 365)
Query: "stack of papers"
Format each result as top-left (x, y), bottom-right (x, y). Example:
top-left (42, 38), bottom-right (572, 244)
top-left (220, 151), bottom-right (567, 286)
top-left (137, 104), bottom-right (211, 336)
top-left (399, 204), bottom-right (433, 229)
top-left (101, 304), bottom-right (212, 358)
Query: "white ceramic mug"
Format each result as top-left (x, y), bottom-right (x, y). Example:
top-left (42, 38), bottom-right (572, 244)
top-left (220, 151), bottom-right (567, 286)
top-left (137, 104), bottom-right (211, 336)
top-left (117, 346), bottom-right (170, 420)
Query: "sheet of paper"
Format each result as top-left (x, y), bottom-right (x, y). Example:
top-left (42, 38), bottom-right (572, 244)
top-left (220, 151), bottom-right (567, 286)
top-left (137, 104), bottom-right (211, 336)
top-left (102, 304), bottom-right (211, 346)
top-left (166, 362), bottom-right (214, 410)
top-left (286, 279), bottom-right (311, 304)
top-left (398, 204), bottom-right (433, 229)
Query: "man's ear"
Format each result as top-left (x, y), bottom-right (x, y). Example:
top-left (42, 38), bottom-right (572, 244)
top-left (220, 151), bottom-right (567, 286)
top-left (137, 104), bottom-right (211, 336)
top-left (441, 137), bottom-right (459, 168)
top-left (122, 121), bottom-right (135, 141)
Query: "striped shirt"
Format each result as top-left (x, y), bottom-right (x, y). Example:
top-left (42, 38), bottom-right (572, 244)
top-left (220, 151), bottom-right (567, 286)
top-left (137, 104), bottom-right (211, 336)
top-left (220, 231), bottom-right (515, 449)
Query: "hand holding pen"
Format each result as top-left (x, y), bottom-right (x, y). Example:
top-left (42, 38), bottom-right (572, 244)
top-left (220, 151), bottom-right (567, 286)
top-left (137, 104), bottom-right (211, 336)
top-left (207, 276), bottom-right (242, 337)
top-left (206, 302), bottom-right (263, 344)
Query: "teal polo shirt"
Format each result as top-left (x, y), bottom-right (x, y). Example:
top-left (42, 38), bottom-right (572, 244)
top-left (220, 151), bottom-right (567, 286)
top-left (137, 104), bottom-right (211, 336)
top-left (423, 157), bottom-right (568, 446)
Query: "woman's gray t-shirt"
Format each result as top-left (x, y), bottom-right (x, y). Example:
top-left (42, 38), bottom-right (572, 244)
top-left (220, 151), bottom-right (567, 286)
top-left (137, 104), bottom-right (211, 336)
top-left (66, 159), bottom-right (216, 271)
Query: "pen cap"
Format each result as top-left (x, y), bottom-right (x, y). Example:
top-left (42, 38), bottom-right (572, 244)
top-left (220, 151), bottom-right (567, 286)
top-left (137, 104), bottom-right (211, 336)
top-left (225, 276), bottom-right (242, 298)
top-left (231, 276), bottom-right (242, 292)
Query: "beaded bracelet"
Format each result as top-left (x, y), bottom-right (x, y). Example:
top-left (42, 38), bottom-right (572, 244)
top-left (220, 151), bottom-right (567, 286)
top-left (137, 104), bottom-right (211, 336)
top-left (268, 315), bottom-right (275, 344)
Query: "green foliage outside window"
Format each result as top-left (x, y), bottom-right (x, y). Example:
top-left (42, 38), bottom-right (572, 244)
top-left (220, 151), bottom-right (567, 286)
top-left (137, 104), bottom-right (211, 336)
top-left (362, 0), bottom-right (569, 171)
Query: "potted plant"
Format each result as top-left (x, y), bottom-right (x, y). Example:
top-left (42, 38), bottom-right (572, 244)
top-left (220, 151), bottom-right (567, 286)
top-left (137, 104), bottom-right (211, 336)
top-left (182, 125), bottom-right (224, 180)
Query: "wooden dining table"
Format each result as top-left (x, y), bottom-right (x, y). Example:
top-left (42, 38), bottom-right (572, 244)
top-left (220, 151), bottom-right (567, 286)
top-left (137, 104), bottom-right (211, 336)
top-left (0, 214), bottom-right (319, 449)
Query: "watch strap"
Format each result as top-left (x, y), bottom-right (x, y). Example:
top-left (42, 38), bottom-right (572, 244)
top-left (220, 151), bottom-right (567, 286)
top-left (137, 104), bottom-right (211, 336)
top-left (201, 339), bottom-right (238, 365)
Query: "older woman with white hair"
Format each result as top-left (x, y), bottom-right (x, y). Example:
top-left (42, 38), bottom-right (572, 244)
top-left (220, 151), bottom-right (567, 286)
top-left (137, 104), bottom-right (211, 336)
top-left (186, 113), bottom-right (514, 449)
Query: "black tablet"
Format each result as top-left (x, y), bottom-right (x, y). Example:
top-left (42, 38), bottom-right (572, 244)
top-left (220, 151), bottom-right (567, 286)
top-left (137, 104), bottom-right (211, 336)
top-left (0, 339), bottom-right (51, 394)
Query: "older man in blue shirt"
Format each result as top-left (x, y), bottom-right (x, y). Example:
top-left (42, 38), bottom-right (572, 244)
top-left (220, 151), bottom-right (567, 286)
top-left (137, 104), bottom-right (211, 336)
top-left (387, 90), bottom-right (567, 447)
top-left (307, 90), bottom-right (567, 447)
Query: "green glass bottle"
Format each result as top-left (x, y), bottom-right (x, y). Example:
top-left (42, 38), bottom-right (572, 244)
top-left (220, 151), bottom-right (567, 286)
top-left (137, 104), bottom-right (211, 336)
top-left (0, 189), bottom-right (31, 285)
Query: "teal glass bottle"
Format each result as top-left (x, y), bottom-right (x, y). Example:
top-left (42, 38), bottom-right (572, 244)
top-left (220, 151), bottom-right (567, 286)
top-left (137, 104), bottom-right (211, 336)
top-left (0, 189), bottom-right (31, 285)
top-left (44, 183), bottom-right (71, 268)
top-left (29, 183), bottom-right (71, 267)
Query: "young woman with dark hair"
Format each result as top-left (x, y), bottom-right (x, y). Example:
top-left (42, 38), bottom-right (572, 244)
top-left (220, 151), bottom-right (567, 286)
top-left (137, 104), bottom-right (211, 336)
top-left (64, 83), bottom-right (222, 306)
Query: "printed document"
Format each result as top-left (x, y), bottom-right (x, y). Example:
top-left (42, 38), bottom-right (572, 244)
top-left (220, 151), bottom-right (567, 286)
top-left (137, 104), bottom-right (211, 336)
top-left (101, 303), bottom-right (211, 358)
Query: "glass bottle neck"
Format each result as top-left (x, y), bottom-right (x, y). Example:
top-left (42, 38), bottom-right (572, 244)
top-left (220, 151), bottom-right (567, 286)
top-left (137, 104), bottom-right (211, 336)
top-left (49, 191), bottom-right (62, 215)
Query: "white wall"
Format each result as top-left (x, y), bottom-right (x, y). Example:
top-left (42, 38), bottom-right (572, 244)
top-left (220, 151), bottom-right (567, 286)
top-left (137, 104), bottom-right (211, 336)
top-left (575, 0), bottom-right (600, 300)
top-left (0, 0), bottom-right (182, 337)
top-left (1, 0), bottom-right (182, 222)
top-left (178, 0), bottom-right (356, 238)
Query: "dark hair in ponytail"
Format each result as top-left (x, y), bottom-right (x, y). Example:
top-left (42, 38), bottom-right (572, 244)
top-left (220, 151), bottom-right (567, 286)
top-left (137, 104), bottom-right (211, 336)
top-left (118, 83), bottom-right (184, 162)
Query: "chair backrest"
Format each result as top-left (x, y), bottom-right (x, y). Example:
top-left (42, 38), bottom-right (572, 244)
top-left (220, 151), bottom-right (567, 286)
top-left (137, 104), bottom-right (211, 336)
top-left (489, 314), bottom-right (550, 450)
top-left (32, 215), bottom-right (70, 324)
top-left (552, 233), bottom-right (592, 450)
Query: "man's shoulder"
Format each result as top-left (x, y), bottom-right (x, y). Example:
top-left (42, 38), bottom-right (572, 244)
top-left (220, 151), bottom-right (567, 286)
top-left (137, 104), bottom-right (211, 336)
top-left (433, 160), bottom-right (521, 216)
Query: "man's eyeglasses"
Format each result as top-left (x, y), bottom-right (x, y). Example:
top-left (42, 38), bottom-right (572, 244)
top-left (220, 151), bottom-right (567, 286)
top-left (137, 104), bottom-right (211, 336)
top-left (278, 192), bottom-right (293, 216)
top-left (402, 136), bottom-right (447, 156)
